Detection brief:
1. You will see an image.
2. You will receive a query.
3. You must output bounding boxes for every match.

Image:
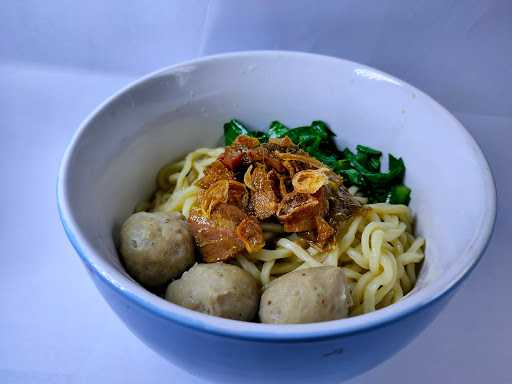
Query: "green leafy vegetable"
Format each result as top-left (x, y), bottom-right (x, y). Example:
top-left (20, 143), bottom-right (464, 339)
top-left (222, 119), bottom-right (412, 205)
top-left (224, 119), bottom-right (249, 145)
top-left (356, 145), bottom-right (382, 156)
top-left (340, 168), bottom-right (365, 186)
top-left (248, 130), bottom-right (269, 143)
top-left (389, 184), bottom-right (411, 205)
top-left (268, 121), bottom-right (290, 138)
top-left (340, 147), bottom-right (407, 203)
top-left (224, 119), bottom-right (269, 145)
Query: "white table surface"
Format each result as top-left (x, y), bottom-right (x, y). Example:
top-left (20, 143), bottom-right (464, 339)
top-left (1, 2), bottom-right (511, 383)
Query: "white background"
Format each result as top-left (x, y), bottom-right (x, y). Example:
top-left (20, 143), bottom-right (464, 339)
top-left (1, 1), bottom-right (511, 383)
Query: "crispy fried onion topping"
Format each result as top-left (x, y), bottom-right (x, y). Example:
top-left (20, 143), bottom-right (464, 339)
top-left (189, 136), bottom-right (361, 262)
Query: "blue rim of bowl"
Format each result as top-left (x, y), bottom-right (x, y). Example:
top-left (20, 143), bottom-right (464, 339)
top-left (57, 50), bottom-right (497, 342)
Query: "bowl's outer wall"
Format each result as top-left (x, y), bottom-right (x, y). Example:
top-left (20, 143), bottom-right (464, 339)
top-left (59, 52), bottom-right (495, 383)
top-left (90, 265), bottom-right (452, 384)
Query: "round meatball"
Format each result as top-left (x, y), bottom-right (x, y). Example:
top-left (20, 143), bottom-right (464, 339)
top-left (120, 211), bottom-right (195, 287)
top-left (165, 263), bottom-right (260, 321)
top-left (259, 266), bottom-right (349, 324)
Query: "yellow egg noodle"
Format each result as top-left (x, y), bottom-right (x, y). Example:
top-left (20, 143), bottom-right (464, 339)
top-left (144, 148), bottom-right (425, 315)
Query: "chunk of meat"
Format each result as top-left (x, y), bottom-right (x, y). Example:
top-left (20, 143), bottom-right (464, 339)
top-left (276, 192), bottom-right (320, 232)
top-left (247, 147), bottom-right (286, 173)
top-left (313, 186), bottom-right (329, 217)
top-left (234, 135), bottom-right (260, 148)
top-left (219, 136), bottom-right (262, 171)
top-left (236, 216), bottom-right (265, 253)
top-left (188, 204), bottom-right (247, 262)
top-left (211, 204), bottom-right (247, 229)
top-left (226, 180), bottom-right (248, 207)
top-left (268, 136), bottom-right (296, 148)
top-left (282, 217), bottom-right (315, 233)
top-left (265, 156), bottom-right (286, 172)
top-left (199, 179), bottom-right (247, 216)
top-left (327, 184), bottom-right (363, 227)
top-left (267, 168), bottom-right (291, 199)
top-left (267, 170), bottom-right (283, 200)
top-left (282, 160), bottom-right (296, 178)
top-left (198, 160), bottom-right (234, 189)
top-left (219, 146), bottom-right (245, 170)
top-left (315, 216), bottom-right (335, 245)
top-left (263, 138), bottom-right (300, 156)
top-left (246, 146), bottom-right (265, 163)
top-left (248, 164), bottom-right (278, 220)
top-left (278, 175), bottom-right (290, 197)
top-left (276, 187), bottom-right (329, 232)
top-left (298, 215), bottom-right (336, 250)
top-left (199, 180), bottom-right (228, 216)
top-left (276, 192), bottom-right (314, 219)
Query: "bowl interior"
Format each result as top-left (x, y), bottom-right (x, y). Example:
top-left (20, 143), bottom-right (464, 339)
top-left (59, 52), bottom-right (495, 338)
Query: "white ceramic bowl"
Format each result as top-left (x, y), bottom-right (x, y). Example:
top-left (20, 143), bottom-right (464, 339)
top-left (58, 51), bottom-right (496, 383)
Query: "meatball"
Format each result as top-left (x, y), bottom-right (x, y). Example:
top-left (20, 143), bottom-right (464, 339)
top-left (165, 263), bottom-right (260, 321)
top-left (259, 266), bottom-right (349, 324)
top-left (120, 211), bottom-right (195, 287)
